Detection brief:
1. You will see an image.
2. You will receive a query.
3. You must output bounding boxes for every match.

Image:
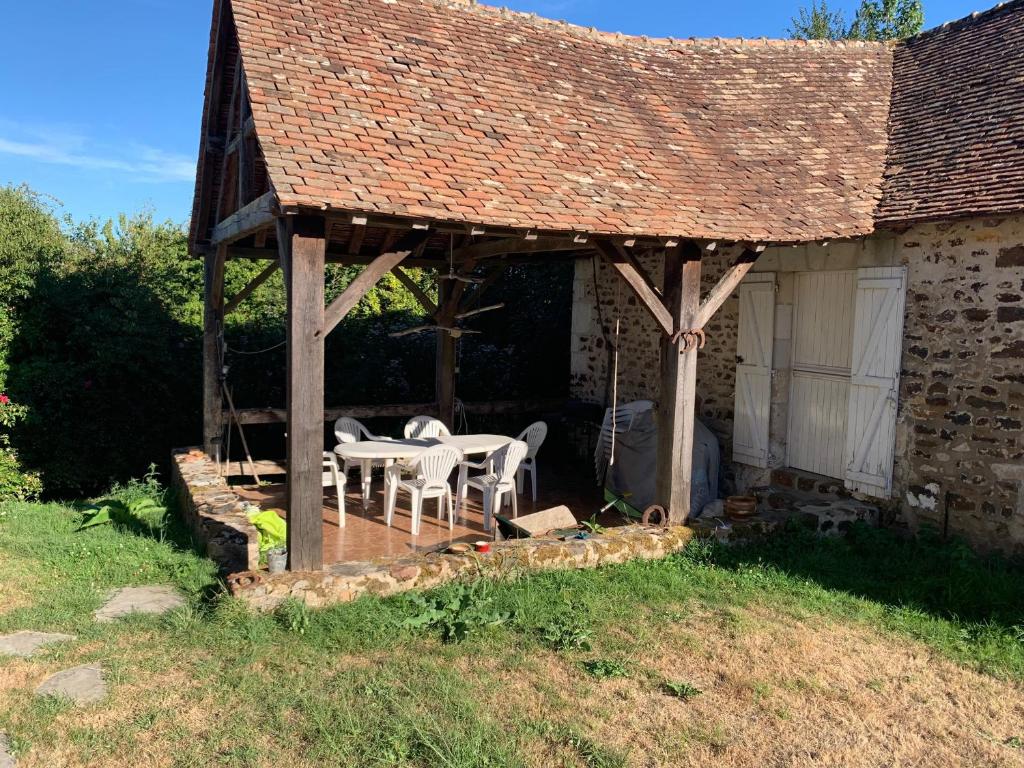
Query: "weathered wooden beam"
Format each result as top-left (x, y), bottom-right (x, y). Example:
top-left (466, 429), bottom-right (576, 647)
top-left (227, 398), bottom-right (566, 426)
top-left (435, 278), bottom-right (457, 429)
top-left (656, 242), bottom-right (703, 524)
top-left (212, 191), bottom-right (276, 246)
top-left (225, 115), bottom-right (255, 157)
top-left (594, 239), bottom-right (674, 336)
top-left (214, 61), bottom-right (244, 225)
top-left (323, 231), bottom-right (429, 335)
top-left (692, 248), bottom-right (760, 330)
top-left (452, 236), bottom-right (588, 262)
top-left (391, 266), bottom-right (437, 315)
top-left (283, 215), bottom-right (326, 572)
top-left (202, 245), bottom-right (229, 455)
top-left (224, 260), bottom-right (279, 316)
top-left (347, 223), bottom-right (366, 256)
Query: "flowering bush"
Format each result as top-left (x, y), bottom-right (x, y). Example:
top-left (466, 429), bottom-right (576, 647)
top-left (0, 394), bottom-right (41, 502)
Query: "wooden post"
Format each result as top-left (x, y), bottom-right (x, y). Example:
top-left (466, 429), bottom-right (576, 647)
top-left (202, 245), bottom-right (227, 456)
top-left (283, 215), bottom-right (326, 571)
top-left (435, 278), bottom-right (457, 429)
top-left (656, 242), bottom-right (703, 524)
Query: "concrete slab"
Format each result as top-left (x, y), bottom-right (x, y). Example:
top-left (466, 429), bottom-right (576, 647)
top-left (35, 664), bottom-right (106, 706)
top-left (94, 586), bottom-right (184, 623)
top-left (0, 631), bottom-right (75, 658)
top-left (0, 732), bottom-right (15, 768)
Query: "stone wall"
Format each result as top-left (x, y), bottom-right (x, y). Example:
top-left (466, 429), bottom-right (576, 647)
top-left (570, 247), bottom-right (743, 487)
top-left (569, 215), bottom-right (1024, 553)
top-left (171, 448), bottom-right (261, 573)
top-left (172, 448), bottom-right (696, 611)
top-left (229, 525), bottom-right (694, 611)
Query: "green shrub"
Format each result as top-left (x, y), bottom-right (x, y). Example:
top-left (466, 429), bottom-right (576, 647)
top-left (0, 394), bottom-right (41, 502)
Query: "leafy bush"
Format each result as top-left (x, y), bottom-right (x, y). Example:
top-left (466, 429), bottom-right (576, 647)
top-left (580, 659), bottom-right (628, 679)
top-left (0, 393), bottom-right (41, 502)
top-left (275, 597), bottom-right (312, 634)
top-left (662, 680), bottom-right (702, 700)
top-left (76, 465), bottom-right (169, 537)
top-left (539, 612), bottom-right (593, 651)
top-left (402, 581), bottom-right (512, 643)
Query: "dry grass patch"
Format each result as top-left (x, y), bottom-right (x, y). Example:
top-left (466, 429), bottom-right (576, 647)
top-left (481, 605), bottom-right (1024, 767)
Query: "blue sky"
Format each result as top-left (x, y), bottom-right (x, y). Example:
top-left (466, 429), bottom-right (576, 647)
top-left (0, 0), bottom-right (983, 226)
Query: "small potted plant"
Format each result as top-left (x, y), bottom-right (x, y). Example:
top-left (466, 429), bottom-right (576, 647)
top-left (267, 546), bottom-right (288, 574)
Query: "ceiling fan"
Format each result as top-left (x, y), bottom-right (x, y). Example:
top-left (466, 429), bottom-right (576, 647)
top-left (388, 302), bottom-right (505, 339)
top-left (438, 233), bottom-right (484, 284)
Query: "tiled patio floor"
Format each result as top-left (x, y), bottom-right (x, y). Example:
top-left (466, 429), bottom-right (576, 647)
top-left (234, 469), bottom-right (606, 564)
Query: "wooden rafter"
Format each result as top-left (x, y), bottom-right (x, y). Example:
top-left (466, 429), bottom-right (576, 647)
top-left (692, 248), bottom-right (762, 329)
top-left (212, 191), bottom-right (276, 246)
top-left (347, 223), bottom-right (367, 256)
top-left (224, 260), bottom-right (279, 315)
top-left (594, 239), bottom-right (674, 336)
top-left (323, 231), bottom-right (430, 335)
top-left (452, 235), bottom-right (589, 262)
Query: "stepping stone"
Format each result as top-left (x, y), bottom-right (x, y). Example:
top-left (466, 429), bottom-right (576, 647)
top-left (94, 585), bottom-right (184, 622)
top-left (0, 631), bottom-right (75, 658)
top-left (0, 732), bottom-right (14, 768)
top-left (35, 664), bottom-right (106, 706)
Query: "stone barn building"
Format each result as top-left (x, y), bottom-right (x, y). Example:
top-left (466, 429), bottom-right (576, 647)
top-left (570, 3), bottom-right (1024, 552)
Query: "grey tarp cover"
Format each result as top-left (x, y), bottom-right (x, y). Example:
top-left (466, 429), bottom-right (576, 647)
top-left (598, 402), bottom-right (720, 517)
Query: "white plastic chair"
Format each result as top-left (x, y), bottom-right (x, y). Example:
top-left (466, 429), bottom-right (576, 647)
top-left (334, 416), bottom-right (390, 507)
top-left (457, 440), bottom-right (529, 532)
top-left (403, 415), bottom-right (451, 439)
top-left (384, 445), bottom-right (463, 535)
top-left (514, 421), bottom-right (547, 502)
top-left (323, 452), bottom-right (345, 527)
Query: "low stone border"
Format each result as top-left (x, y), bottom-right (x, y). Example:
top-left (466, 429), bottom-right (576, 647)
top-left (173, 447), bottom-right (695, 611)
top-left (171, 448), bottom-right (260, 573)
top-left (227, 524), bottom-right (694, 611)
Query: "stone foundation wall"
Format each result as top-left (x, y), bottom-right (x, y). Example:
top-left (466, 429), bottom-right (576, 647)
top-left (228, 524), bottom-right (694, 611)
top-left (570, 215), bottom-right (1024, 553)
top-left (171, 448), bottom-right (261, 573)
top-left (172, 448), bottom-right (696, 611)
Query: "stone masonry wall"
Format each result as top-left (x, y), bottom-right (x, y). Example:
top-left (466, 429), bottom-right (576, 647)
top-left (570, 215), bottom-right (1024, 553)
top-left (570, 247), bottom-right (743, 488)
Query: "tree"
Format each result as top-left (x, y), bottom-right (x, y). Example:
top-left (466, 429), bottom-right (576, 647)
top-left (848, 0), bottom-right (924, 40)
top-left (789, 0), bottom-right (923, 40)
top-left (789, 1), bottom-right (848, 40)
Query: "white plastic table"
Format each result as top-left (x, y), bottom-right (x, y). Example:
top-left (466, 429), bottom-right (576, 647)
top-left (334, 434), bottom-right (512, 508)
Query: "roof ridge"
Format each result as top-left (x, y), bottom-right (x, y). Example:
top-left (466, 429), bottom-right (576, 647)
top-left (427, 0), bottom-right (891, 50)
top-left (905, 0), bottom-right (1024, 42)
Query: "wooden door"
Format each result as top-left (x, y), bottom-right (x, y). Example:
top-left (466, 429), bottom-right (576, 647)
top-left (844, 267), bottom-right (907, 497)
top-left (732, 274), bottom-right (775, 468)
top-left (787, 271), bottom-right (857, 478)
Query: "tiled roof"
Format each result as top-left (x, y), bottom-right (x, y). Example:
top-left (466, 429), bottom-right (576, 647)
top-left (230, 0), bottom-right (894, 243)
top-left (878, 0), bottom-right (1024, 225)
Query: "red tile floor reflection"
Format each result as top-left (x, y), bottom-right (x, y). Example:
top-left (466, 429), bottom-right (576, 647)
top-left (234, 469), bottom-right (606, 564)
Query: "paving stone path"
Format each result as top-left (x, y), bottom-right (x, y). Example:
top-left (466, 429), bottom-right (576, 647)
top-left (94, 585), bottom-right (184, 622)
top-left (34, 664), bottom-right (106, 706)
top-left (0, 631), bottom-right (75, 658)
top-left (0, 732), bottom-right (15, 768)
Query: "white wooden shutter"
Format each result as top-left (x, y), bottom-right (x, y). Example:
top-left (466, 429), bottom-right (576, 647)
top-left (844, 266), bottom-right (907, 497)
top-left (732, 273), bottom-right (775, 467)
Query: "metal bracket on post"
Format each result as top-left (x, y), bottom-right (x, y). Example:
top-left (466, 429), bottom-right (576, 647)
top-left (669, 327), bottom-right (707, 351)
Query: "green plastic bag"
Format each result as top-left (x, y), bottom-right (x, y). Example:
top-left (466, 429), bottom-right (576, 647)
top-left (248, 509), bottom-right (287, 553)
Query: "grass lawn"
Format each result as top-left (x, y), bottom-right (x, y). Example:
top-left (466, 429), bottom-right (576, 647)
top-left (2, 494), bottom-right (1024, 767)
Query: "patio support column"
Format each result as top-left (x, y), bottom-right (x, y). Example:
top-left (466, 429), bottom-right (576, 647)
top-left (202, 245), bottom-right (227, 456)
top-left (282, 214), bottom-right (326, 572)
top-left (656, 242), bottom-right (703, 524)
top-left (435, 278), bottom-right (457, 429)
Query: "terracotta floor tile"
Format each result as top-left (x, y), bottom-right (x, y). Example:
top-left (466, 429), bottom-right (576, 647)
top-left (235, 470), bottom-right (607, 564)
